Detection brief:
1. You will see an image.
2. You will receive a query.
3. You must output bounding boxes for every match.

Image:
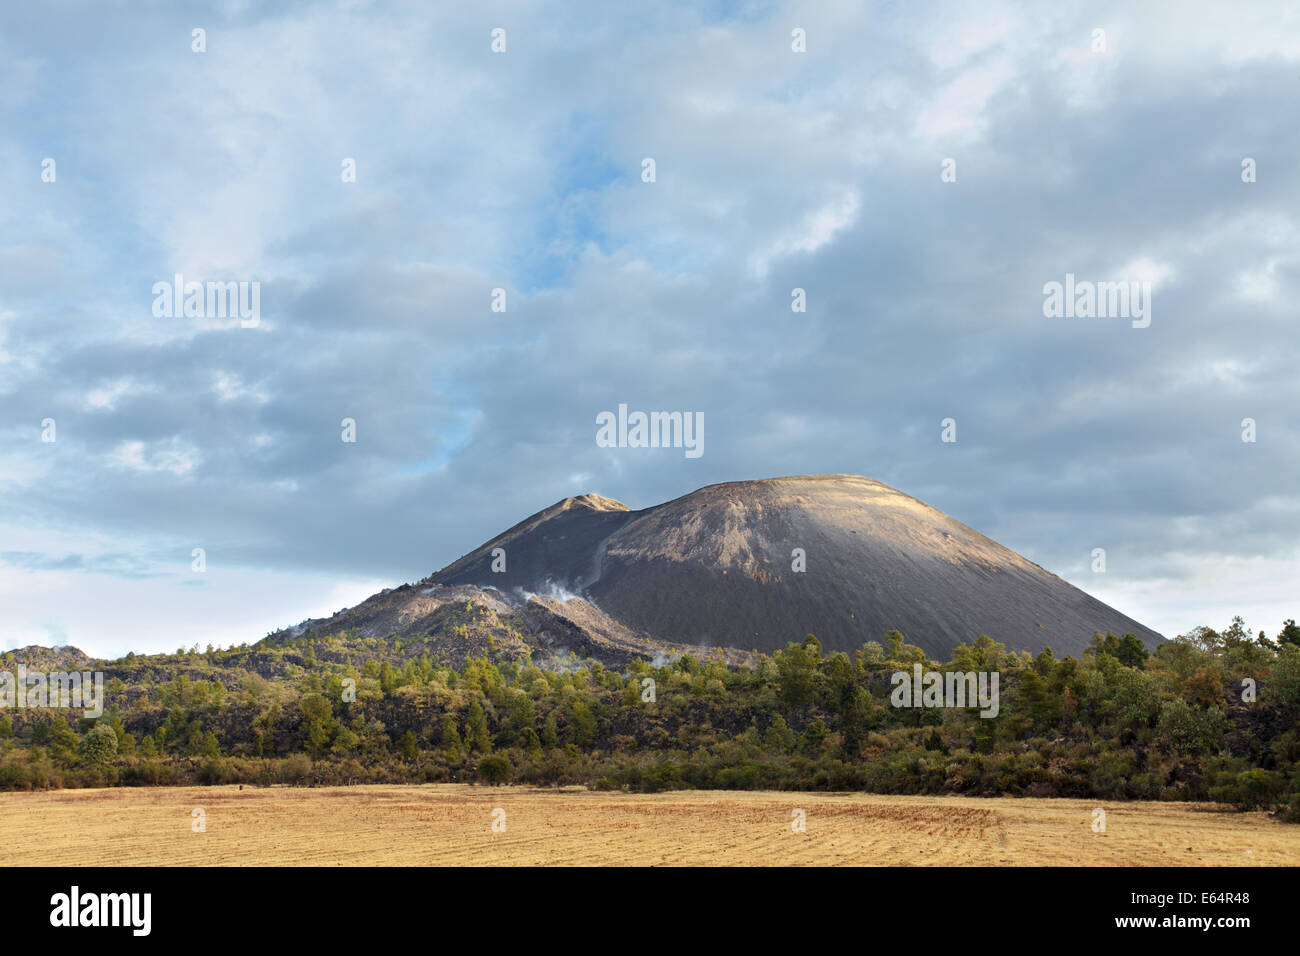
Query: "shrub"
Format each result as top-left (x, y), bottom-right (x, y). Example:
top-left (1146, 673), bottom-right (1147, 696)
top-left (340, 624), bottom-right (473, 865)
top-left (477, 754), bottom-right (512, 786)
top-left (1210, 769), bottom-right (1285, 811)
top-left (1277, 792), bottom-right (1300, 824)
top-left (279, 754), bottom-right (313, 785)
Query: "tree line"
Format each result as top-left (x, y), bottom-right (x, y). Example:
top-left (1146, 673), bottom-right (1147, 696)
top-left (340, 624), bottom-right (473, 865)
top-left (1, 616), bottom-right (1298, 820)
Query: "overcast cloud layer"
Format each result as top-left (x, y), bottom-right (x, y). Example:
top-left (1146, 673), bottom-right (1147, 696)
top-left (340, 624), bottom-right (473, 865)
top-left (2, 0), bottom-right (1297, 657)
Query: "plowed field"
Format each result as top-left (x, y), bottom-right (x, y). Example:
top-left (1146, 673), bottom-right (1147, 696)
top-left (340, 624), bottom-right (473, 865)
top-left (2, 786), bottom-right (1294, 866)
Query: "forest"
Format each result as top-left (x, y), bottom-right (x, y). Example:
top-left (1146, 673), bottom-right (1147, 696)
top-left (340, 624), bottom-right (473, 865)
top-left (1, 614), bottom-right (1298, 822)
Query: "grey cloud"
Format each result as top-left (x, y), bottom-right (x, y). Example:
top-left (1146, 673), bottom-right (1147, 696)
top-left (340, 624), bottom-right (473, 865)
top-left (1, 0), bottom-right (1296, 652)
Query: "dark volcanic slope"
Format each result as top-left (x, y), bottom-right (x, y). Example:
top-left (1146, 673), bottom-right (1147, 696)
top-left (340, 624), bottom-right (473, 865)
top-left (433, 493), bottom-right (638, 595)
top-left (430, 474), bottom-right (1163, 659)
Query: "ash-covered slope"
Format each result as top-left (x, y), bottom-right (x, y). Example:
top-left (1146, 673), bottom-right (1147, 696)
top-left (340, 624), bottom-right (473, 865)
top-left (433, 493), bottom-right (636, 597)
top-left (430, 474), bottom-right (1163, 659)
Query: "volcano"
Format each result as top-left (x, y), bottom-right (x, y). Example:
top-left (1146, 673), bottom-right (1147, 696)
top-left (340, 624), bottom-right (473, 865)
top-left (426, 474), bottom-right (1162, 659)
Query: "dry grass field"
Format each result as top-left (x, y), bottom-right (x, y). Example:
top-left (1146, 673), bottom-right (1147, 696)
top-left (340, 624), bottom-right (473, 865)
top-left (2, 785), bottom-right (1295, 866)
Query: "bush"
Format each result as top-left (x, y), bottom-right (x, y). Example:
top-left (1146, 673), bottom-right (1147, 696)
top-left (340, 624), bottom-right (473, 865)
top-left (197, 757), bottom-right (233, 785)
top-left (279, 754), bottom-right (313, 785)
top-left (639, 763), bottom-right (681, 793)
top-left (715, 763), bottom-right (763, 790)
top-left (0, 758), bottom-right (32, 790)
top-left (1210, 769), bottom-right (1285, 810)
top-left (477, 754), bottom-right (512, 786)
top-left (1276, 793), bottom-right (1300, 824)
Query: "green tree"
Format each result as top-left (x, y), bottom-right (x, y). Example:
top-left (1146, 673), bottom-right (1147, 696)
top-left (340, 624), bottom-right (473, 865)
top-left (439, 716), bottom-right (463, 760)
top-left (952, 634), bottom-right (1007, 672)
top-left (884, 629), bottom-right (927, 665)
top-left (1267, 645), bottom-right (1300, 711)
top-left (566, 700), bottom-right (597, 747)
top-left (78, 724), bottom-right (119, 765)
top-left (776, 640), bottom-right (820, 706)
top-left (506, 692), bottom-right (536, 746)
top-left (763, 715), bottom-right (796, 753)
top-left (1221, 616), bottom-right (1251, 646)
top-left (397, 730), bottom-right (418, 761)
top-left (800, 717), bottom-right (829, 755)
top-left (48, 716), bottom-right (79, 762)
top-left (517, 726), bottom-right (542, 753)
top-left (1116, 634), bottom-right (1150, 669)
top-left (857, 641), bottom-right (887, 670)
top-left (1015, 668), bottom-right (1056, 733)
top-left (1155, 699), bottom-right (1224, 756)
top-left (332, 726), bottom-right (359, 756)
top-left (466, 701), bottom-right (491, 753)
top-left (379, 661), bottom-right (398, 696)
top-left (300, 694), bottom-right (336, 757)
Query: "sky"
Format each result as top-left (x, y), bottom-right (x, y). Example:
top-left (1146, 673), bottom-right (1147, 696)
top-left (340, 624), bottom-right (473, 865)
top-left (1, 0), bottom-right (1297, 658)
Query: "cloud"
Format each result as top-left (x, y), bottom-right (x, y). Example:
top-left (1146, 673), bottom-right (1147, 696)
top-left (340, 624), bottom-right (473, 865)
top-left (1, 0), bottom-right (1297, 655)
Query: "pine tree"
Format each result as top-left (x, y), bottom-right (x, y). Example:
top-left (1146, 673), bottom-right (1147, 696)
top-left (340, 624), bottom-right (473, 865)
top-left (398, 730), bottom-right (418, 761)
top-left (439, 716), bottom-right (462, 760)
top-left (762, 715), bottom-right (795, 753)
top-left (466, 701), bottom-right (491, 753)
